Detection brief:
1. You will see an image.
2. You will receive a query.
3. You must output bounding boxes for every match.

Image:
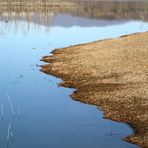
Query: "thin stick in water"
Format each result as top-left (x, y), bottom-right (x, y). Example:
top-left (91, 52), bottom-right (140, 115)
top-left (7, 124), bottom-right (11, 148)
top-left (10, 132), bottom-right (13, 143)
top-left (7, 93), bottom-right (15, 118)
top-left (1, 104), bottom-right (3, 119)
top-left (7, 124), bottom-right (11, 141)
top-left (18, 108), bottom-right (21, 119)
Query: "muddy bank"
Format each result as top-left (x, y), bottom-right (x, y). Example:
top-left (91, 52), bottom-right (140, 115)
top-left (41, 32), bottom-right (148, 148)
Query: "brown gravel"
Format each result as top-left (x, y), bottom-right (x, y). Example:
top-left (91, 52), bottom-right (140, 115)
top-left (41, 32), bottom-right (148, 148)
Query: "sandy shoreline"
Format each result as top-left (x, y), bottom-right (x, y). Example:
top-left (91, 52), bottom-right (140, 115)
top-left (41, 32), bottom-right (148, 148)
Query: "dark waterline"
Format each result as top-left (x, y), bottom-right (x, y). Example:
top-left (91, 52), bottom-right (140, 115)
top-left (0, 2), bottom-right (148, 148)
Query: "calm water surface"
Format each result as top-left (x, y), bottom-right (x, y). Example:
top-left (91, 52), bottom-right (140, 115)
top-left (0, 2), bottom-right (148, 148)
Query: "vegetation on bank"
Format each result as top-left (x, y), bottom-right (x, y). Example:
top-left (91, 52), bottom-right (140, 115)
top-left (0, 1), bottom-right (148, 21)
top-left (0, 0), bottom-right (77, 7)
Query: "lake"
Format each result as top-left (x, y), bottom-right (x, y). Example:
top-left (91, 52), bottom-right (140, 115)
top-left (0, 1), bottom-right (148, 148)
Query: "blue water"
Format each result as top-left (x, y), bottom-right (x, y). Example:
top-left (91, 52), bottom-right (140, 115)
top-left (0, 14), bottom-right (148, 148)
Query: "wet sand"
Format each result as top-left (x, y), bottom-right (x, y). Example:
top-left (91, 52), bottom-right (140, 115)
top-left (41, 32), bottom-right (148, 148)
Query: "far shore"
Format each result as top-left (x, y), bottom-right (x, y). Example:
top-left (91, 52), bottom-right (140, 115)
top-left (0, 1), bottom-right (78, 8)
top-left (41, 32), bottom-right (148, 148)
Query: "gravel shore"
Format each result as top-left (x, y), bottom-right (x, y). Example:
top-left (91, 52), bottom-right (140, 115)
top-left (41, 32), bottom-right (148, 148)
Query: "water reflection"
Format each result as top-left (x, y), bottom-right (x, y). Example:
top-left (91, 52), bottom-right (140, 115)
top-left (0, 1), bottom-right (148, 31)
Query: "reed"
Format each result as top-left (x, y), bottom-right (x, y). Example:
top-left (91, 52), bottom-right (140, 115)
top-left (7, 124), bottom-right (11, 141)
top-left (10, 132), bottom-right (13, 143)
top-left (1, 104), bottom-right (3, 119)
top-left (7, 124), bottom-right (13, 147)
top-left (6, 93), bottom-right (15, 118)
top-left (18, 108), bottom-right (21, 119)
